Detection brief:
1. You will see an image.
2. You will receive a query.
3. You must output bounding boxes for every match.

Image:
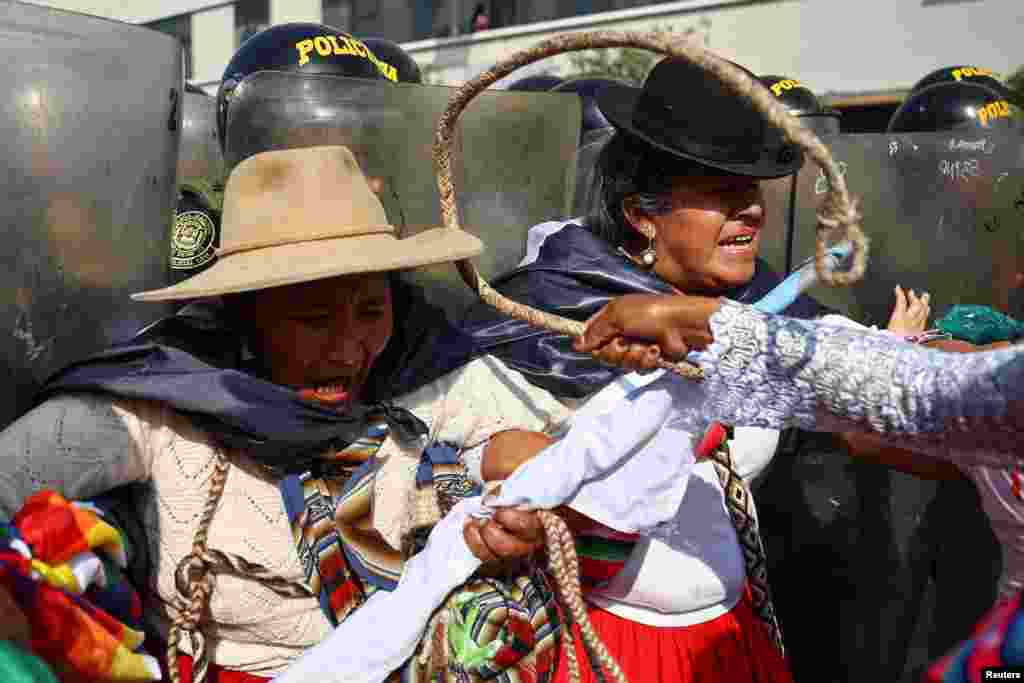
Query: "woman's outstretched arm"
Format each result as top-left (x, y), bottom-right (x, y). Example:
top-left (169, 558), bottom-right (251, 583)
top-left (577, 295), bottom-right (1024, 468)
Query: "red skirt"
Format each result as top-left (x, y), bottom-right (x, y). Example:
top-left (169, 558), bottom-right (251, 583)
top-left (174, 655), bottom-right (271, 683)
top-left (553, 585), bottom-right (793, 683)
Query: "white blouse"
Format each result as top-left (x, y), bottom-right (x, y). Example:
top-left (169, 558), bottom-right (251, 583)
top-left (584, 427), bottom-right (779, 626)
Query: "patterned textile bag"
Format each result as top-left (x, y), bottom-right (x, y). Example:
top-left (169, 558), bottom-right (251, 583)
top-left (400, 567), bottom-right (563, 683)
top-left (399, 443), bottom-right (565, 682)
top-left (281, 432), bottom-right (566, 682)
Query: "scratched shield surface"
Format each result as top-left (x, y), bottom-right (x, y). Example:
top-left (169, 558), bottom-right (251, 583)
top-left (756, 128), bottom-right (1023, 682)
top-left (225, 72), bottom-right (580, 320)
top-left (0, 4), bottom-right (180, 429)
top-left (791, 130), bottom-right (1024, 326)
top-left (178, 91), bottom-right (224, 187)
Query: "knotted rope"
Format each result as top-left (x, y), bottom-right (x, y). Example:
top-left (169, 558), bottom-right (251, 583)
top-left (168, 454), bottom-right (314, 683)
top-left (433, 30), bottom-right (870, 682)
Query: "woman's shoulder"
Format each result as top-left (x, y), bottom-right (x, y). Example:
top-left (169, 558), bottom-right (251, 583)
top-left (394, 355), bottom-right (572, 444)
top-left (10, 393), bottom-right (207, 453)
top-left (0, 394), bottom-right (182, 516)
top-left (14, 393), bottom-right (148, 433)
top-left (395, 355), bottom-right (558, 408)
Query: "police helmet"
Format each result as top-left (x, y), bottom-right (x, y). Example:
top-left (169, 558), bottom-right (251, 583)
top-left (505, 74), bottom-right (564, 92)
top-left (216, 23), bottom-right (397, 151)
top-left (887, 80), bottom-right (1018, 133)
top-left (910, 65), bottom-right (1011, 100)
top-left (758, 74), bottom-right (841, 136)
top-left (758, 75), bottom-right (829, 116)
top-left (361, 37), bottom-right (422, 84)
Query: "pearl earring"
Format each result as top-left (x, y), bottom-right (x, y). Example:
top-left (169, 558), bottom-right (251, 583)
top-left (639, 233), bottom-right (657, 268)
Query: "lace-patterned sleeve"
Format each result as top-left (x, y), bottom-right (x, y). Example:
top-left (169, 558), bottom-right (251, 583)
top-left (694, 299), bottom-right (1024, 468)
top-left (0, 395), bottom-right (156, 519)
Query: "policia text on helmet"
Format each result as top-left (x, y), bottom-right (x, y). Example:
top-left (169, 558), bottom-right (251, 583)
top-left (174, 24), bottom-right (420, 284)
top-left (888, 65), bottom-right (1019, 133)
top-left (215, 23), bottom-right (410, 155)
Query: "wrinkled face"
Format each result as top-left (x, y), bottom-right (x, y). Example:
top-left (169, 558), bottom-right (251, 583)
top-left (232, 274), bottom-right (393, 406)
top-left (625, 175), bottom-right (766, 295)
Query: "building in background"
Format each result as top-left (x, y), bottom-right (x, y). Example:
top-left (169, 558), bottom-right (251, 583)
top-left (20, 0), bottom-right (1024, 132)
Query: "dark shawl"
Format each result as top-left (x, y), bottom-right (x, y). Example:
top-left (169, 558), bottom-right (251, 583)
top-left (459, 221), bottom-right (833, 398)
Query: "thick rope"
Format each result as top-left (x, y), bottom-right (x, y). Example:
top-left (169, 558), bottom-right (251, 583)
top-left (434, 30), bottom-right (870, 381)
top-left (166, 455), bottom-right (315, 683)
top-left (539, 510), bottom-right (627, 683)
top-left (174, 548), bottom-right (315, 599)
top-left (167, 453), bottom-right (229, 683)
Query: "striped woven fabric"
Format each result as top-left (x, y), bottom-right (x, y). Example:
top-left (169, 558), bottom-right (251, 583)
top-left (280, 421), bottom-right (394, 626)
top-left (280, 427), bottom-right (483, 626)
top-left (575, 527), bottom-right (641, 591)
top-left (926, 592), bottom-right (1024, 682)
top-left (281, 429), bottom-right (567, 682)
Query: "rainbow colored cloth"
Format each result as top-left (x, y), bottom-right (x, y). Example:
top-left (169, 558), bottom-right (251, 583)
top-left (927, 592), bottom-right (1024, 682)
top-left (1, 490), bottom-right (160, 682)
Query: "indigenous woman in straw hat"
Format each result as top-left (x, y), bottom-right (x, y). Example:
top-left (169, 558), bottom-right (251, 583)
top-left (460, 57), bottom-right (936, 683)
top-left (0, 145), bottom-right (570, 683)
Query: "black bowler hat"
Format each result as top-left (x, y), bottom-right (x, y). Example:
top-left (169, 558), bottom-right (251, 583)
top-left (596, 57), bottom-right (804, 178)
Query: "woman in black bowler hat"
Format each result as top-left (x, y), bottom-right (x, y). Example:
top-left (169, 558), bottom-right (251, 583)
top-left (460, 56), bottom-right (813, 683)
top-left (459, 56), bottom-right (932, 683)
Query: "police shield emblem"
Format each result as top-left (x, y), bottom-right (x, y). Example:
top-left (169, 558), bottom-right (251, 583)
top-left (171, 209), bottom-right (217, 271)
top-left (170, 91), bottom-right (224, 284)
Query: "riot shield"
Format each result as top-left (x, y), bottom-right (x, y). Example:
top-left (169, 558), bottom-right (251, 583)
top-left (0, 3), bottom-right (181, 429)
top-left (792, 130), bottom-right (1024, 325)
top-left (757, 174), bottom-right (794, 276)
top-left (570, 127), bottom-right (614, 218)
top-left (755, 128), bottom-right (1023, 682)
top-left (178, 91), bottom-right (224, 186)
top-left (224, 71), bottom-right (580, 319)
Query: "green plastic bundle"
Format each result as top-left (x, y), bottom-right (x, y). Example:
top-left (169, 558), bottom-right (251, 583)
top-left (935, 305), bottom-right (1024, 345)
top-left (0, 641), bottom-right (59, 683)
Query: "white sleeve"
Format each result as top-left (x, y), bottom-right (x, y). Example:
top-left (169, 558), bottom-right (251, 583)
top-left (692, 299), bottom-right (1024, 468)
top-left (0, 394), bottom-right (156, 519)
top-left (490, 371), bottom-right (699, 534)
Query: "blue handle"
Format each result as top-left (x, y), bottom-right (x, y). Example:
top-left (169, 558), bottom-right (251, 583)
top-left (753, 242), bottom-right (852, 314)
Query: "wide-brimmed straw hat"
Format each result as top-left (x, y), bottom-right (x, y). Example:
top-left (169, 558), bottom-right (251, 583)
top-left (133, 145), bottom-right (482, 301)
top-left (596, 57), bottom-right (803, 178)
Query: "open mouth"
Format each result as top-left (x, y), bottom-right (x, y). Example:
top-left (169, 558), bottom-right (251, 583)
top-left (298, 377), bottom-right (357, 405)
top-left (718, 234), bottom-right (756, 247)
top-left (717, 228), bottom-right (761, 253)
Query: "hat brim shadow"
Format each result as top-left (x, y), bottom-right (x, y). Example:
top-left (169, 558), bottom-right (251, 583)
top-left (132, 228), bottom-right (484, 302)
